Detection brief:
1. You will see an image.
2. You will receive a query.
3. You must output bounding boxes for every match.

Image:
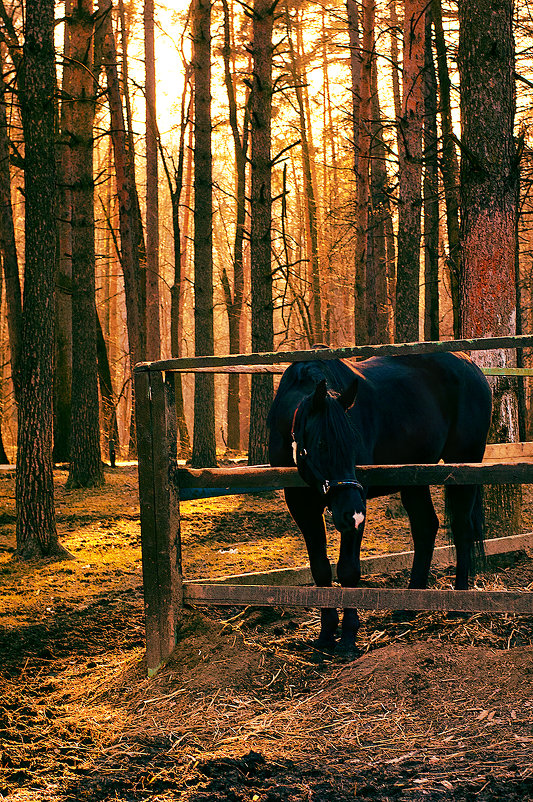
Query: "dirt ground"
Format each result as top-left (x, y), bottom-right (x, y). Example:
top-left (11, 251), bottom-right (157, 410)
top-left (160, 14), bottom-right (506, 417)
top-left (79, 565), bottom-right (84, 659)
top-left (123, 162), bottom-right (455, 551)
top-left (2, 466), bottom-right (533, 801)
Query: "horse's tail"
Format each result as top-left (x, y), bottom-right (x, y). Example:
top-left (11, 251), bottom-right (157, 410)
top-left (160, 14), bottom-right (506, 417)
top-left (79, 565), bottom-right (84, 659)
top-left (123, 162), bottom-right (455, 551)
top-left (444, 484), bottom-right (486, 574)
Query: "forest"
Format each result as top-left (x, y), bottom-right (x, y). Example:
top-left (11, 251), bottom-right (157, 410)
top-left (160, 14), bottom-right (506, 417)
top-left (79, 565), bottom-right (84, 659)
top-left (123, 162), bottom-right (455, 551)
top-left (0, 0), bottom-right (530, 556)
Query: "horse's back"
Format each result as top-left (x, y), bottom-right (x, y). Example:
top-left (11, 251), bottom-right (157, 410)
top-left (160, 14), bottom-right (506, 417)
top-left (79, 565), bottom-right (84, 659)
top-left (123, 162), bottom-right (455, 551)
top-left (353, 352), bottom-right (492, 462)
top-left (268, 351), bottom-right (492, 466)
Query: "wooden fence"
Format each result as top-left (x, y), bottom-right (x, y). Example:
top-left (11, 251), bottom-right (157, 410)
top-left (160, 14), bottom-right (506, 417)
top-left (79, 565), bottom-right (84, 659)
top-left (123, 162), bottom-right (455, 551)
top-left (134, 335), bottom-right (533, 676)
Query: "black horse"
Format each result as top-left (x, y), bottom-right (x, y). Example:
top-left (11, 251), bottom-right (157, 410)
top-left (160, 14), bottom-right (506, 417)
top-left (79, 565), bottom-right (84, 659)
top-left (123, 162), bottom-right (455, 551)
top-left (268, 352), bottom-right (492, 654)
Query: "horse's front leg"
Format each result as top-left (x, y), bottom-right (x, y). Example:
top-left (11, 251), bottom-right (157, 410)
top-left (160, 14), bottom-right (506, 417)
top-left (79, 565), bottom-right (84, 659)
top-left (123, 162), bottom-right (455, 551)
top-left (336, 523), bottom-right (365, 657)
top-left (284, 487), bottom-right (339, 648)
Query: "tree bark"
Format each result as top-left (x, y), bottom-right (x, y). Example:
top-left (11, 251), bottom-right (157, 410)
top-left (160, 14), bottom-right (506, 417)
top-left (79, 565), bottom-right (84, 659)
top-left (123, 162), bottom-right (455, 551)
top-left (66, 0), bottom-right (104, 489)
top-left (387, 0), bottom-right (401, 316)
top-left (367, 46), bottom-right (391, 344)
top-left (423, 6), bottom-right (439, 341)
top-left (96, 308), bottom-right (119, 449)
top-left (0, 51), bottom-right (21, 404)
top-left (221, 0), bottom-right (246, 451)
top-left (191, 0), bottom-right (217, 468)
top-left (0, 252), bottom-right (9, 463)
top-left (395, 0), bottom-right (425, 343)
top-left (53, 0), bottom-right (73, 463)
top-left (346, 0), bottom-right (361, 175)
top-left (97, 0), bottom-right (145, 368)
top-left (144, 0), bottom-right (160, 362)
top-left (160, 66), bottom-right (191, 459)
top-left (389, 0), bottom-right (402, 127)
top-left (287, 2), bottom-right (323, 344)
top-left (458, 0), bottom-right (521, 538)
top-left (433, 0), bottom-right (460, 336)
top-left (16, 0), bottom-right (64, 558)
top-left (354, 0), bottom-right (373, 345)
top-left (248, 0), bottom-right (276, 465)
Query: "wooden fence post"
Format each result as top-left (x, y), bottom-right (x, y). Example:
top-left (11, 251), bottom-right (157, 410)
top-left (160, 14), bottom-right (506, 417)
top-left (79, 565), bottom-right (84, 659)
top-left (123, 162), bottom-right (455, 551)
top-left (134, 366), bottom-right (182, 676)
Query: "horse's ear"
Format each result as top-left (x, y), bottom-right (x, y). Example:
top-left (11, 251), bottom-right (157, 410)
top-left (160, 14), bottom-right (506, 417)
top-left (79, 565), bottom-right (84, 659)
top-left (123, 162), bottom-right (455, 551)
top-left (338, 379), bottom-right (358, 411)
top-left (312, 379), bottom-right (328, 412)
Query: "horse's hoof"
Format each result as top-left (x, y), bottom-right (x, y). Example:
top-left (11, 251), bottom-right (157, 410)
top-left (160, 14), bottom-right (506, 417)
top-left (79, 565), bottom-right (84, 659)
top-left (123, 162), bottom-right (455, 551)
top-left (445, 610), bottom-right (470, 621)
top-left (391, 609), bottom-right (417, 623)
top-left (336, 640), bottom-right (360, 661)
top-left (313, 633), bottom-right (337, 652)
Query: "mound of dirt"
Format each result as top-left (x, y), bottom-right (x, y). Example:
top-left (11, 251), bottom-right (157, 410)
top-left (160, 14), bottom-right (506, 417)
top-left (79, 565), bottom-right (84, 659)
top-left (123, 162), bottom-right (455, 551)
top-left (166, 610), bottom-right (277, 691)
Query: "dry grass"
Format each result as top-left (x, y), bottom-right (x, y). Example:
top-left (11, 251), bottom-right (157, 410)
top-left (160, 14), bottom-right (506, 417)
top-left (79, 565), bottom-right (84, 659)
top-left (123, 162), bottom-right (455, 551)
top-left (2, 468), bottom-right (533, 800)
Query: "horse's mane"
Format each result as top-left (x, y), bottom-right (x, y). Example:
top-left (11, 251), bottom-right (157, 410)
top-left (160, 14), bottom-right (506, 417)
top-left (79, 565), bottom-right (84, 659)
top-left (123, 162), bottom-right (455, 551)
top-left (308, 391), bottom-right (358, 468)
top-left (267, 358), bottom-right (357, 427)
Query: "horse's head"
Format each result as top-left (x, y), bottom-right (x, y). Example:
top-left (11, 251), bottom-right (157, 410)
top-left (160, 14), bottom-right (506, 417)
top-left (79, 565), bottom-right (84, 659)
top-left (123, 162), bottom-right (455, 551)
top-left (291, 378), bottom-right (366, 533)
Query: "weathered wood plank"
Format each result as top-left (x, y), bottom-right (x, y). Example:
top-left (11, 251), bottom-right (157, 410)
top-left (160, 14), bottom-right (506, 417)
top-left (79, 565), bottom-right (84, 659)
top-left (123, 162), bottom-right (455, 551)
top-left (183, 583), bottom-right (533, 614)
top-left (176, 462), bottom-right (533, 495)
top-left (186, 533), bottom-right (533, 587)
top-left (172, 365), bottom-right (287, 374)
top-left (135, 370), bottom-right (182, 677)
top-left (134, 334), bottom-right (533, 373)
top-left (482, 367), bottom-right (533, 376)
top-left (134, 368), bottom-right (163, 674)
top-left (484, 442), bottom-right (533, 463)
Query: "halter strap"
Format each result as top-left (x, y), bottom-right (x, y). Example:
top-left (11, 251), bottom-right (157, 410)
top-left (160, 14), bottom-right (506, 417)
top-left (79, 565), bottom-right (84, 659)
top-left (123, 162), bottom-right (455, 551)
top-left (290, 402), bottom-right (300, 442)
top-left (290, 401), bottom-right (364, 498)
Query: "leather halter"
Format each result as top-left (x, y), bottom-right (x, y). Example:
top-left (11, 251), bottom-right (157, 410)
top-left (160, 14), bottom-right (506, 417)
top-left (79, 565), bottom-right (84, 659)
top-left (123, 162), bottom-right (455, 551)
top-left (290, 402), bottom-right (364, 498)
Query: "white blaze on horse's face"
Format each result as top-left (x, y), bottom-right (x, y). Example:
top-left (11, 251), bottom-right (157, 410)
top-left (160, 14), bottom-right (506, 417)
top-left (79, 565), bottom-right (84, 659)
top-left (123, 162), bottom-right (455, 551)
top-left (292, 440), bottom-right (298, 466)
top-left (353, 511), bottom-right (365, 529)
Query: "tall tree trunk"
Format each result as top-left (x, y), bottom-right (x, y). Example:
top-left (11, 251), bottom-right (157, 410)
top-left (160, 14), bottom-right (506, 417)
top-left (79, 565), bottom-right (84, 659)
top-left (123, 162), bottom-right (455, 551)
top-left (433, 0), bottom-right (460, 336)
top-left (96, 309), bottom-right (119, 449)
top-left (117, 0), bottom-right (147, 356)
top-left (221, 0), bottom-right (246, 451)
top-left (0, 52), bottom-right (21, 404)
top-left (458, 0), bottom-right (521, 538)
top-left (67, 0), bottom-right (104, 488)
top-left (287, 2), bottom-right (322, 344)
top-left (16, 0), bottom-right (64, 557)
top-left (144, 0), bottom-right (160, 361)
top-left (321, 11), bottom-right (337, 342)
top-left (117, 0), bottom-right (135, 157)
top-left (395, 0), bottom-right (425, 343)
top-left (346, 0), bottom-right (361, 176)
top-left (53, 0), bottom-right (73, 463)
top-left (161, 76), bottom-right (192, 459)
top-left (354, 0), bottom-right (373, 345)
top-left (191, 0), bottom-right (217, 468)
top-left (97, 0), bottom-right (145, 368)
top-left (248, 0), bottom-right (276, 465)
top-left (367, 45), bottom-right (391, 344)
top-left (423, 6), bottom-right (439, 341)
top-left (389, 0), bottom-right (402, 126)
top-left (0, 256), bottom-right (9, 463)
top-left (387, 0), bottom-right (401, 318)
top-left (160, 66), bottom-right (191, 459)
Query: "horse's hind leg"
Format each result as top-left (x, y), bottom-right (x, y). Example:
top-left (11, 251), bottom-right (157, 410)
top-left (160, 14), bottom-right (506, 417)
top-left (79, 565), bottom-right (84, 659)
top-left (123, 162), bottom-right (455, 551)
top-left (400, 486), bottom-right (439, 589)
top-left (284, 487), bottom-right (339, 647)
top-left (446, 485), bottom-right (481, 589)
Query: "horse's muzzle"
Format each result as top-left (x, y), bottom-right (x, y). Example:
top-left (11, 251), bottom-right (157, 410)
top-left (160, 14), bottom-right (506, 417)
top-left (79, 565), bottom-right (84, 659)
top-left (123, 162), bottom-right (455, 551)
top-left (328, 487), bottom-right (366, 533)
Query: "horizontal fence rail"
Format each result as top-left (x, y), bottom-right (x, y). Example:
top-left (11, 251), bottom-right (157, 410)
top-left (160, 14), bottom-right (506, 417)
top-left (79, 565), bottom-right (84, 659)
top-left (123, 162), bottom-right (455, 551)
top-left (186, 533), bottom-right (533, 586)
top-left (175, 462), bottom-right (533, 500)
top-left (184, 584), bottom-right (533, 614)
top-left (135, 333), bottom-right (533, 373)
